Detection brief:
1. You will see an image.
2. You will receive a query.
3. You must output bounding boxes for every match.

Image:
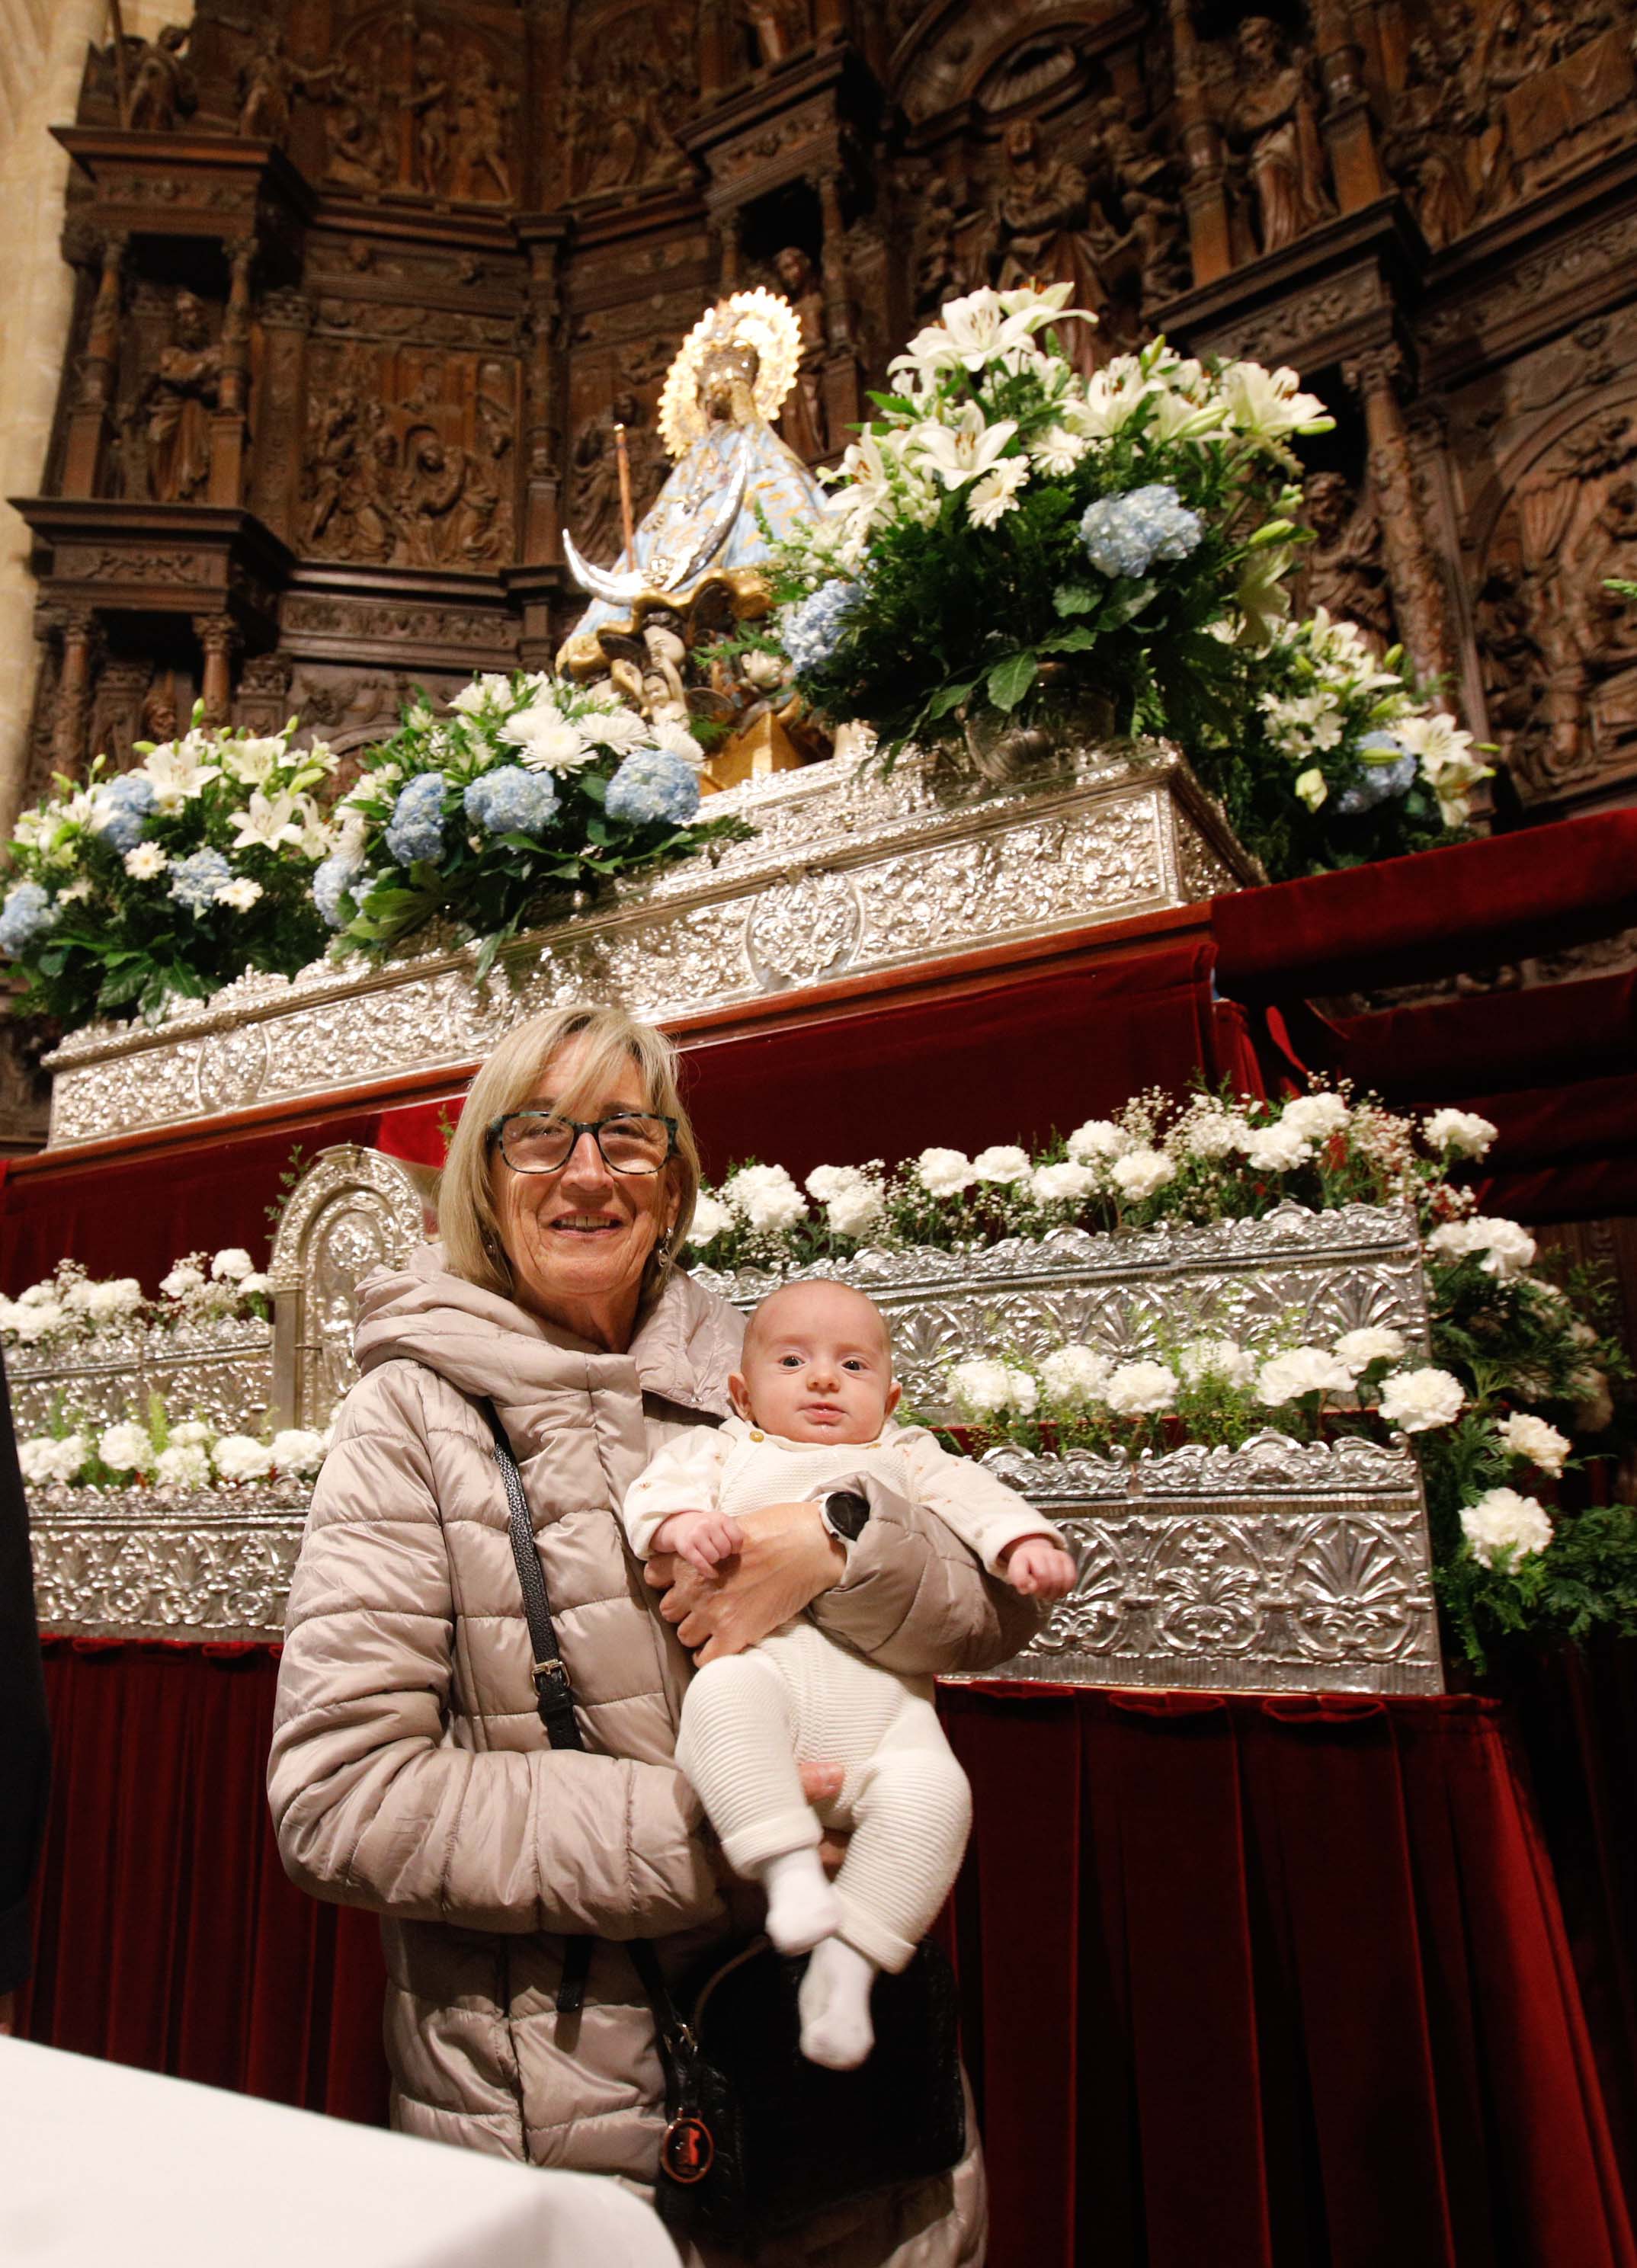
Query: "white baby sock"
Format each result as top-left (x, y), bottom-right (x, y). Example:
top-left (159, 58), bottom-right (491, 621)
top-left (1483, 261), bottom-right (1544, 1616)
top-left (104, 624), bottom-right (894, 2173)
top-left (758, 1847), bottom-right (841, 1955)
top-left (798, 1935), bottom-right (877, 2070)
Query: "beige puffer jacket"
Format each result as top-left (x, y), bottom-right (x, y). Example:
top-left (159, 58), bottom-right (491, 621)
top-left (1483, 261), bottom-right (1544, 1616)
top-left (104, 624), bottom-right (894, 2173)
top-left (269, 1245), bottom-right (1040, 2266)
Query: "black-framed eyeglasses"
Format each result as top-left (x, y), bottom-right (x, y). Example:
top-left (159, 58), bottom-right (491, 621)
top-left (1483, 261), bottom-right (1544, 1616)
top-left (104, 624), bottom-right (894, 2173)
top-left (486, 1110), bottom-right (678, 1177)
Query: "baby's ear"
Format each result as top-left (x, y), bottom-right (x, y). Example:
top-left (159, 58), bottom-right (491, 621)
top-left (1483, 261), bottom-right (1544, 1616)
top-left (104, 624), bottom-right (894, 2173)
top-left (728, 1371), bottom-right (754, 1419)
top-left (883, 1377), bottom-right (902, 1419)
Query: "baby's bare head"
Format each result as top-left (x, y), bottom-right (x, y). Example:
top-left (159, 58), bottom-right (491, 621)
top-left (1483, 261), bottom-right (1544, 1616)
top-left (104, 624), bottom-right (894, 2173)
top-left (732, 1280), bottom-right (899, 1445)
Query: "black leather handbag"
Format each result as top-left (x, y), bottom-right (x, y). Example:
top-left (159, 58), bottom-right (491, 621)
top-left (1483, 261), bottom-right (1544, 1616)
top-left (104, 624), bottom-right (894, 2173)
top-left (479, 1398), bottom-right (968, 2251)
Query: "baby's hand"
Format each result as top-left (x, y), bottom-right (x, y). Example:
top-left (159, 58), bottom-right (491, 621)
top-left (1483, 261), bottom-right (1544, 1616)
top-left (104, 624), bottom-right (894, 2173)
top-left (652, 1509), bottom-right (744, 1575)
top-left (1000, 1535), bottom-right (1078, 1600)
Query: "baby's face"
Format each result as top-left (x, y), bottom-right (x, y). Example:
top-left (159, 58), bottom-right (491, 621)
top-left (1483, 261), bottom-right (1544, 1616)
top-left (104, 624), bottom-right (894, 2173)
top-left (730, 1282), bottom-right (900, 1445)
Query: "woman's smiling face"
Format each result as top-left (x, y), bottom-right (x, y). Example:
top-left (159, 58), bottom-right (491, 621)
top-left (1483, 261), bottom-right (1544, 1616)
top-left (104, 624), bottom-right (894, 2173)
top-left (488, 1034), bottom-right (679, 1350)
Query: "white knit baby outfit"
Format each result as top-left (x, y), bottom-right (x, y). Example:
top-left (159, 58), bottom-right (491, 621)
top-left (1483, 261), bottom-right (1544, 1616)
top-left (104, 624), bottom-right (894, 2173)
top-left (623, 1417), bottom-right (1057, 1973)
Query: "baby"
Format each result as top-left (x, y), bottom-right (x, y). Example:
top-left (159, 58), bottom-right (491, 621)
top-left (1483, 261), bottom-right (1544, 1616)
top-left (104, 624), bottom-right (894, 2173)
top-left (623, 1279), bottom-right (1076, 2069)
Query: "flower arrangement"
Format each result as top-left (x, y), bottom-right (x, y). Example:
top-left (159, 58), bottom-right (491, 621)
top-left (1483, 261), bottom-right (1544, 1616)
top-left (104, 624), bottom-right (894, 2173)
top-left (684, 1088), bottom-right (1635, 1671)
top-left (17, 1398), bottom-right (326, 1493)
top-left (1188, 609), bottom-right (1494, 876)
top-left (764, 284), bottom-right (1330, 765)
top-left (0, 714), bottom-right (341, 1030)
top-left (0, 1248), bottom-right (271, 1353)
top-left (319, 669), bottom-right (751, 972)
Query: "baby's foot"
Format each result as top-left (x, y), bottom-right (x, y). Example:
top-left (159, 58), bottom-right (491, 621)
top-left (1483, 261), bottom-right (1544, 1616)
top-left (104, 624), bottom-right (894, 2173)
top-left (799, 1935), bottom-right (876, 2069)
top-left (759, 1848), bottom-right (841, 1955)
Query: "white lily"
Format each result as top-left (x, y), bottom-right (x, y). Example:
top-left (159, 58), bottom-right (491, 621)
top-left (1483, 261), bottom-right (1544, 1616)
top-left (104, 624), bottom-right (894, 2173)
top-left (1222, 361), bottom-right (1331, 443)
top-left (143, 741), bottom-right (220, 812)
top-left (229, 790), bottom-right (306, 852)
top-left (908, 403), bottom-right (1020, 491)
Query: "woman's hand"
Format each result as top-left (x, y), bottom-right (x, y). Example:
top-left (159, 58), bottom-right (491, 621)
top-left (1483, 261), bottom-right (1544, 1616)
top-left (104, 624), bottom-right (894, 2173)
top-left (645, 1500), bottom-right (845, 1664)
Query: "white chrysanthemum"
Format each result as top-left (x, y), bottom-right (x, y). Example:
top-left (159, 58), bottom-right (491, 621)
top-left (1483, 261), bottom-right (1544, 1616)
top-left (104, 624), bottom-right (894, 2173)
top-left (271, 1428), bottom-right (327, 1475)
top-left (98, 1421), bottom-right (155, 1474)
top-left (685, 1193), bottom-right (735, 1247)
top-left (972, 1143), bottom-right (1033, 1185)
top-left (1333, 1326), bottom-right (1406, 1375)
top-left (214, 876), bottom-right (264, 913)
top-left (1029, 423), bottom-right (1088, 476)
top-left (1110, 1148), bottom-right (1174, 1202)
top-left (722, 1162), bottom-right (808, 1233)
top-left (966, 455), bottom-right (1030, 527)
top-left (448, 673), bottom-right (514, 716)
top-left (123, 843), bottom-right (168, 880)
top-left (1178, 1337), bottom-right (1257, 1389)
top-left (211, 1248), bottom-right (254, 1283)
top-left (1377, 1366), bottom-right (1465, 1433)
top-left (1242, 1121), bottom-right (1312, 1173)
top-left (1425, 1108), bottom-right (1497, 1159)
top-left (1039, 1344), bottom-right (1113, 1406)
top-left (1281, 1093), bottom-right (1349, 1142)
top-left (503, 708), bottom-right (596, 774)
top-left (1495, 1411), bottom-right (1571, 1476)
top-left (1065, 1118), bottom-right (1133, 1163)
top-left (1460, 1488), bottom-right (1553, 1568)
top-left (211, 1434), bottom-right (274, 1483)
top-left (947, 1358), bottom-right (1037, 1418)
top-left (1257, 1347), bottom-right (1354, 1405)
top-left (1425, 1216), bottom-right (1536, 1282)
top-left (1181, 1107), bottom-right (1246, 1160)
top-left (169, 1420), bottom-right (213, 1447)
top-left (1103, 1360), bottom-right (1177, 1416)
top-left (155, 1443), bottom-right (212, 1489)
top-left (915, 1146), bottom-right (976, 1198)
top-left (1030, 1160), bottom-right (1099, 1205)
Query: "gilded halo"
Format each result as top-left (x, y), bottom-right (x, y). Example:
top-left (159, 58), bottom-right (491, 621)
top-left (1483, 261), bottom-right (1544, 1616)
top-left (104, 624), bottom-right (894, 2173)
top-left (658, 287), bottom-right (804, 459)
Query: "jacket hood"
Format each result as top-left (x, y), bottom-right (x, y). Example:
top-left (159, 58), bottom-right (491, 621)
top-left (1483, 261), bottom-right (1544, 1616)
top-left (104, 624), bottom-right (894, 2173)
top-left (352, 1241), bottom-right (742, 1427)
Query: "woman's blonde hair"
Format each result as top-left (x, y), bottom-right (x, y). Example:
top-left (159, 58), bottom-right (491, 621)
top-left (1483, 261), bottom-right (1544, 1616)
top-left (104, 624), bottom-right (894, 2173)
top-left (439, 1004), bottom-right (700, 1299)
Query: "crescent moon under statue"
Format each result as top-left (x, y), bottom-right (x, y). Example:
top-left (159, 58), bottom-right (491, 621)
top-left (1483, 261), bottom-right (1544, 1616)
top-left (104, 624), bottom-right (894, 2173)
top-left (562, 449), bottom-right (750, 605)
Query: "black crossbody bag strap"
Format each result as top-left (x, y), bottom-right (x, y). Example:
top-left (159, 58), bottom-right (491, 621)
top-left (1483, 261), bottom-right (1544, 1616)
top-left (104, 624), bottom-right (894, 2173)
top-left (479, 1397), bottom-right (693, 2052)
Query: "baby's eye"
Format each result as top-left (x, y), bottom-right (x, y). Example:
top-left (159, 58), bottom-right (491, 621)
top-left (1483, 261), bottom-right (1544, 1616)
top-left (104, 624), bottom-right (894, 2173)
top-left (843, 1358), bottom-right (868, 1371)
top-left (777, 1353), bottom-right (803, 1367)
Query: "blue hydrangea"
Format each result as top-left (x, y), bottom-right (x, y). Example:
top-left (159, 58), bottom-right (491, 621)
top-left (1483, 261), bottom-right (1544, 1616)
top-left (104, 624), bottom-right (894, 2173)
top-left (1337, 733), bottom-right (1418, 815)
top-left (88, 771), bottom-right (157, 854)
top-left (1079, 484), bottom-right (1204, 578)
top-left (780, 581), bottom-right (860, 674)
top-left (383, 771), bottom-right (450, 866)
top-left (463, 765), bottom-right (561, 838)
top-left (0, 883), bottom-right (57, 954)
top-left (312, 850), bottom-right (364, 931)
top-left (604, 747), bottom-right (701, 828)
top-left (168, 848), bottom-right (232, 915)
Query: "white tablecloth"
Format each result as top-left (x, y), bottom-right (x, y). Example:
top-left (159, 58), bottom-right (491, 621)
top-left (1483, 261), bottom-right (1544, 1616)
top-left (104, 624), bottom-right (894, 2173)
top-left (0, 2038), bottom-right (681, 2268)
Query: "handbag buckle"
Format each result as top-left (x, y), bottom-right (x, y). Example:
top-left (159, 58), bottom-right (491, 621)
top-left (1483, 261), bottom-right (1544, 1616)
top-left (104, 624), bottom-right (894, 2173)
top-left (662, 2113), bottom-right (715, 2185)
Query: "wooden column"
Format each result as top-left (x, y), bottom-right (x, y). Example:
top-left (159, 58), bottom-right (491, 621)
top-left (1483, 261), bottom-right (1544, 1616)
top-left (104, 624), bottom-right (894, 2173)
top-left (521, 236), bottom-right (565, 567)
top-left (62, 234), bottom-right (127, 500)
top-left (210, 236), bottom-right (256, 508)
top-left (194, 613), bottom-right (238, 729)
top-left (52, 612), bottom-right (98, 777)
top-left (1313, 0), bottom-right (1389, 211)
top-left (1170, 0), bottom-right (1233, 284)
top-left (1344, 348), bottom-right (1456, 690)
top-left (816, 168), bottom-right (859, 444)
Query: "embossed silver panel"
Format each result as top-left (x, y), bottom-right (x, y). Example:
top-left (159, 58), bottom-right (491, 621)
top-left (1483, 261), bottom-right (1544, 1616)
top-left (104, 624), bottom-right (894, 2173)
top-left (9, 1315), bottom-right (274, 1437)
top-left (30, 1484), bottom-right (306, 1640)
top-left (267, 1144), bottom-right (431, 1428)
top-left (44, 745), bottom-right (1255, 1147)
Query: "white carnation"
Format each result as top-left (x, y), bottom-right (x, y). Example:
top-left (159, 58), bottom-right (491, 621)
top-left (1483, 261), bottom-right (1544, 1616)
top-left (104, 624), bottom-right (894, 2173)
top-left (160, 1263), bottom-right (207, 1299)
top-left (806, 1164), bottom-right (867, 1205)
top-left (1182, 1108), bottom-right (1245, 1160)
top-left (239, 1272), bottom-right (272, 1298)
top-left (1572, 1368), bottom-right (1614, 1434)
top-left (1257, 1347), bottom-right (1354, 1405)
top-left (948, 1358), bottom-right (1037, 1418)
top-left (826, 1181), bottom-right (885, 1238)
top-left (83, 1277), bottom-right (144, 1323)
top-left (20, 1434), bottom-right (87, 1485)
top-left (1460, 1488), bottom-right (1554, 1568)
top-left (155, 1443), bottom-right (212, 1489)
top-left (1065, 1119), bottom-right (1133, 1163)
top-left (1494, 1411), bottom-right (1571, 1476)
top-left (722, 1163), bottom-right (808, 1234)
top-left (685, 1193), bottom-right (735, 1247)
top-left (1178, 1337), bottom-right (1257, 1389)
top-left (210, 1248), bottom-right (254, 1283)
top-left (972, 1144), bottom-right (1032, 1184)
top-left (1377, 1366), bottom-right (1465, 1433)
top-left (1110, 1148), bottom-right (1174, 1203)
top-left (915, 1146), bottom-right (975, 1197)
top-left (1103, 1360), bottom-right (1177, 1417)
top-left (1242, 1121), bottom-right (1312, 1173)
top-left (7, 1299), bottom-right (69, 1344)
top-left (1281, 1093), bottom-right (1349, 1142)
top-left (1425, 1216), bottom-right (1536, 1281)
top-left (1425, 1108), bottom-right (1497, 1159)
top-left (98, 1421), bottom-right (155, 1475)
top-left (211, 1434), bottom-right (274, 1483)
top-left (1038, 1344), bottom-right (1113, 1405)
top-left (1333, 1326), bottom-right (1406, 1375)
top-left (271, 1428), bottom-right (326, 1475)
top-left (1030, 1160), bottom-right (1098, 1205)
top-left (169, 1421), bottom-right (213, 1446)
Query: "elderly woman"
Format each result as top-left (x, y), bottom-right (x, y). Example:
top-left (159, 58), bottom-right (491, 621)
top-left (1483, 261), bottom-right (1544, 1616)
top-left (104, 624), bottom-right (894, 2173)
top-left (269, 1004), bottom-right (1038, 2265)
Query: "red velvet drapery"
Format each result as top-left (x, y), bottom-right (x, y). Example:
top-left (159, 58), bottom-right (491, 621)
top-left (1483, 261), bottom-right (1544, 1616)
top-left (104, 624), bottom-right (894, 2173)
top-left (19, 1641), bottom-right (1636, 2266)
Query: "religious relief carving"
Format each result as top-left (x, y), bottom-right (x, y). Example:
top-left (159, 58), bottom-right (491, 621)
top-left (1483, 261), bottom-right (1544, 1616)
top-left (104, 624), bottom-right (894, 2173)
top-left (122, 24), bottom-right (196, 133)
top-left (1469, 0), bottom-right (1632, 203)
top-left (1473, 560), bottom-right (1548, 783)
top-left (987, 119), bottom-right (1107, 376)
top-left (136, 291), bottom-right (222, 505)
top-left (772, 247), bottom-right (827, 458)
top-left (1296, 471), bottom-right (1394, 654)
top-left (1216, 14), bottom-right (1334, 259)
top-left (235, 27), bottom-right (338, 146)
top-left (312, 20), bottom-right (516, 206)
top-left (565, 4), bottom-right (697, 198)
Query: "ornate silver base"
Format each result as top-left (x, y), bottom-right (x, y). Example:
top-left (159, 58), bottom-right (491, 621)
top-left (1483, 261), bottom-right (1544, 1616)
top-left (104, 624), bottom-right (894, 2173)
top-left (42, 743), bottom-right (1254, 1147)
